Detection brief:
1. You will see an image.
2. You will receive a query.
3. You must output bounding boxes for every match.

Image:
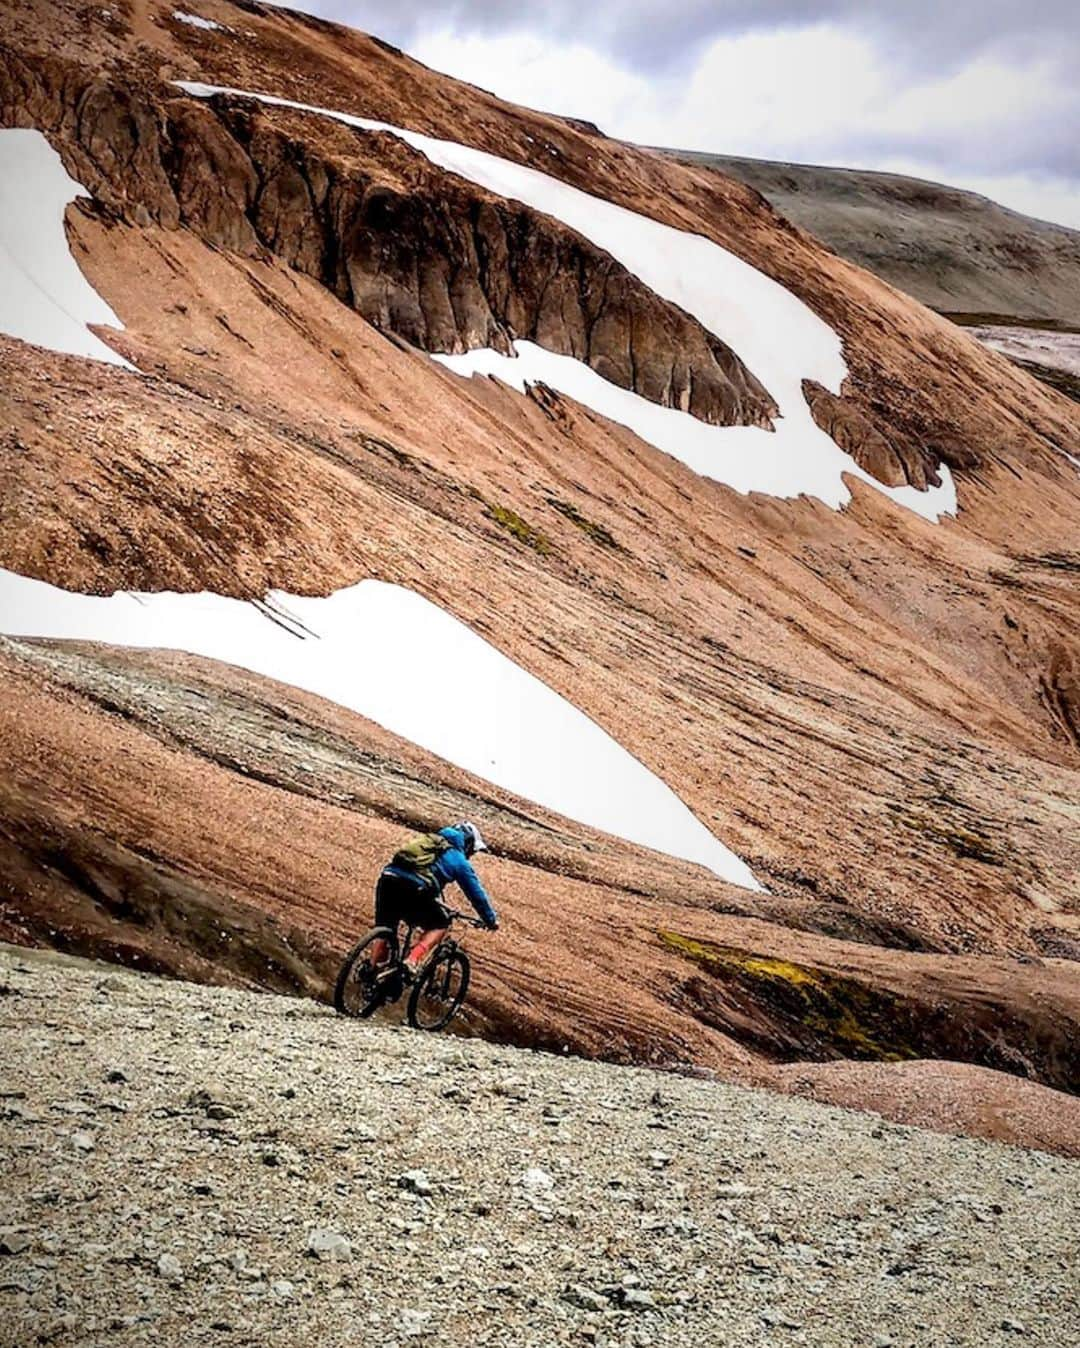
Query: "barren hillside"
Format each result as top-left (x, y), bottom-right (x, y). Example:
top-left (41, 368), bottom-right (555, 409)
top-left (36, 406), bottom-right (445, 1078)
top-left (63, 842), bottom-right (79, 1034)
top-left (658, 149), bottom-right (1080, 328)
top-left (656, 149), bottom-right (1080, 403)
top-left (1, 0), bottom-right (1079, 1154)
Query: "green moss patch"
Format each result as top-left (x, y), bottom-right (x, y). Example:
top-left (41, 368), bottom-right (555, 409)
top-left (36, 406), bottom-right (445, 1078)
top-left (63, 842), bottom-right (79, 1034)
top-left (484, 502), bottom-right (553, 555)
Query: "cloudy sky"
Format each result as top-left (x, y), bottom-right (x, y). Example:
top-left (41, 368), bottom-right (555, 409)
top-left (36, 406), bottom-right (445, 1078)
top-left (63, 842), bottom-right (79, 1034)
top-left (271, 2), bottom-right (1080, 228)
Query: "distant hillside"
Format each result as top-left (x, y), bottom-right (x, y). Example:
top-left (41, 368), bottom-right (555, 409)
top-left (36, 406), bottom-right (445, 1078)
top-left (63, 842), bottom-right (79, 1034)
top-left (657, 150), bottom-right (1080, 328)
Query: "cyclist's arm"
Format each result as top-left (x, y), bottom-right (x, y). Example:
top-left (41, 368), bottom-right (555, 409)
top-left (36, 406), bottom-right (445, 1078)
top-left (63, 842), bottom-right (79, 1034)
top-left (446, 851), bottom-right (498, 927)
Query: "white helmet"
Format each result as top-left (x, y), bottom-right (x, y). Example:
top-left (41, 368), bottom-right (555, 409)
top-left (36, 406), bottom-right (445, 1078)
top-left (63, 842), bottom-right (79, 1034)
top-left (457, 820), bottom-right (488, 857)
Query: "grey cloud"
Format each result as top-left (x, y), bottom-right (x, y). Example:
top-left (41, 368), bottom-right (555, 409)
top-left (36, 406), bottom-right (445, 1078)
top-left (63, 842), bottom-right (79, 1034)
top-left (834, 118), bottom-right (1080, 183)
top-left (281, 0), bottom-right (1079, 78)
top-left (266, 1), bottom-right (1080, 185)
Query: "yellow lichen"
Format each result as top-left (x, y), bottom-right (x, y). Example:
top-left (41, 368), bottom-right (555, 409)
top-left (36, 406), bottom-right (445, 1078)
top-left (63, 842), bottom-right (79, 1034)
top-left (484, 502), bottom-right (553, 555)
top-left (658, 930), bottom-right (919, 1063)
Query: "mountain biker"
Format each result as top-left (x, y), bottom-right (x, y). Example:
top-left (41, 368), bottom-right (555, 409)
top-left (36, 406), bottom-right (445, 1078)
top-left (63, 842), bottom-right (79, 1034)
top-left (372, 821), bottom-right (497, 981)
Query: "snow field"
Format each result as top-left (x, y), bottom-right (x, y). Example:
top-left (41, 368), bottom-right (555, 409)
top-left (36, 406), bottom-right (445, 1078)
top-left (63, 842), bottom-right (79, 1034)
top-left (434, 342), bottom-right (957, 516)
top-left (177, 82), bottom-right (956, 521)
top-left (173, 12), bottom-right (227, 31)
top-left (0, 129), bottom-right (134, 369)
top-left (0, 569), bottom-right (762, 889)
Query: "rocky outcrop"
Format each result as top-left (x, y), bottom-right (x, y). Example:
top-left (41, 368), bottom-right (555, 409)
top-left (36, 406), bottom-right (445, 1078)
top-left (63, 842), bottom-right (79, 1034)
top-left (1043, 634), bottom-right (1080, 752)
top-left (660, 931), bottom-right (1080, 1093)
top-left (0, 50), bottom-right (776, 430)
top-left (803, 380), bottom-right (924, 487)
top-left (802, 379), bottom-right (965, 488)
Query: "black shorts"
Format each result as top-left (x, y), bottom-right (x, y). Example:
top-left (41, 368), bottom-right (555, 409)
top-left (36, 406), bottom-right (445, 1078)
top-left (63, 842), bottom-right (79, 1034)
top-left (375, 869), bottom-right (448, 931)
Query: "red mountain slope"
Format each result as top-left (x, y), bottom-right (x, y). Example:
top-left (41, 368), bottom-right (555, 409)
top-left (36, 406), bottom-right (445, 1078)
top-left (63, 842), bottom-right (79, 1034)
top-left (1, 0), bottom-right (1078, 1152)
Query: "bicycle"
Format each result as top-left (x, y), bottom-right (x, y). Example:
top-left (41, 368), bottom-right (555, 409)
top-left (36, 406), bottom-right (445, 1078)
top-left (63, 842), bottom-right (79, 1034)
top-left (333, 909), bottom-right (485, 1031)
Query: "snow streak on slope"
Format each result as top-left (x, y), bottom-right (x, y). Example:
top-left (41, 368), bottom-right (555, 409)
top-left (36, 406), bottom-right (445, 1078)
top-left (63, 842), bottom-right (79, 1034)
top-left (435, 343), bottom-right (958, 517)
top-left (173, 11), bottom-right (226, 30)
top-left (0, 130), bottom-right (133, 369)
top-left (0, 570), bottom-right (761, 889)
top-left (177, 83), bottom-right (956, 522)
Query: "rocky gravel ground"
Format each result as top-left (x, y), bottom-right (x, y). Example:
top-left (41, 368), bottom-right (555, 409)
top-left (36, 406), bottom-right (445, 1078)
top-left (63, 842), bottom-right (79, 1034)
top-left (1, 945), bottom-right (1077, 1348)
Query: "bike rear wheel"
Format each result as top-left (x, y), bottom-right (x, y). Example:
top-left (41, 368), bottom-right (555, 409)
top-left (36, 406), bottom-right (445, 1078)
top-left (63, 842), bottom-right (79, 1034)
top-left (407, 946), bottom-right (471, 1031)
top-left (334, 927), bottom-right (399, 1018)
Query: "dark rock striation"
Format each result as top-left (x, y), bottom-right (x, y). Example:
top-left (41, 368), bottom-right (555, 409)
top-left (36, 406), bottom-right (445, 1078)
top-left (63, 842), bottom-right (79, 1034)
top-left (0, 51), bottom-right (776, 429)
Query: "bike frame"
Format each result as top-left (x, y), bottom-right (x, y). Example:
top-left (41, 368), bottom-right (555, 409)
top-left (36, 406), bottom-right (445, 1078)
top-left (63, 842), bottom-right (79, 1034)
top-left (397, 908), bottom-right (483, 967)
top-left (334, 908), bottom-right (484, 1024)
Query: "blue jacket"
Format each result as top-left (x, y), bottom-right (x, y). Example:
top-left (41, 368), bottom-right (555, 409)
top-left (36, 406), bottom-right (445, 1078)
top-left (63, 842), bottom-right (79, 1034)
top-left (387, 826), bottom-right (497, 927)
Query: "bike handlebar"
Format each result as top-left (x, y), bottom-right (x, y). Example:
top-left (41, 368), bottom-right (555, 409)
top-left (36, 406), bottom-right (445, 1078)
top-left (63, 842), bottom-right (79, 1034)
top-left (445, 909), bottom-right (490, 929)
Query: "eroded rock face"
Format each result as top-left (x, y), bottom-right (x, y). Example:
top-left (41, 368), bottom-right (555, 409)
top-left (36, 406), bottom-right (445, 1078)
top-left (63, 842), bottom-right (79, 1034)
top-left (0, 51), bottom-right (777, 430)
top-left (1044, 636), bottom-right (1080, 752)
top-left (802, 380), bottom-right (942, 488)
top-left (802, 379), bottom-right (988, 489)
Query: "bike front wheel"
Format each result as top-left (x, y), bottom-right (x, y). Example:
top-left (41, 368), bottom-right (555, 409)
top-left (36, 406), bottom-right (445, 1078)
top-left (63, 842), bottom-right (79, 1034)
top-left (407, 946), bottom-right (471, 1031)
top-left (334, 927), bottom-right (398, 1018)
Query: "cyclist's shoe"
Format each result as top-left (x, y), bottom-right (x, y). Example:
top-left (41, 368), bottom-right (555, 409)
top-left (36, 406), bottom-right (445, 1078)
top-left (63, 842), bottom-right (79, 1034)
top-left (370, 965), bottom-right (407, 1004)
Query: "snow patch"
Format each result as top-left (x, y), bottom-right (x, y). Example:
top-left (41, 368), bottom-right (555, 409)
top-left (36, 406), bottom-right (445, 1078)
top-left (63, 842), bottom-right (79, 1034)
top-left (0, 569), bottom-right (761, 890)
top-left (173, 11), bottom-right (225, 31)
top-left (175, 82), bottom-right (955, 522)
top-left (435, 342), bottom-right (957, 519)
top-left (0, 129), bottom-right (134, 369)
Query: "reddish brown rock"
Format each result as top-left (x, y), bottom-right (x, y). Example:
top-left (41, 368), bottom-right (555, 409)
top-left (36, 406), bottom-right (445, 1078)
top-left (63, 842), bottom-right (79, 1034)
top-left (803, 379), bottom-right (937, 488)
top-left (1, 50), bottom-right (776, 429)
top-left (1, 0), bottom-right (1079, 1156)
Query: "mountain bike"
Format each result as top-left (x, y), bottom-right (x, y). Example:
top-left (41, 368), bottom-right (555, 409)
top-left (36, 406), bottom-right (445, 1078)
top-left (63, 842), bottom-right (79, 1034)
top-left (333, 909), bottom-right (484, 1031)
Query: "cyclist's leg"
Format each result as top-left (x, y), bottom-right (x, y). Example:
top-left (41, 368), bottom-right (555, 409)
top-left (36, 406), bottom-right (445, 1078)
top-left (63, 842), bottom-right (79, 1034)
top-left (404, 924), bottom-right (448, 972)
top-left (370, 870), bottom-right (401, 966)
top-left (402, 891), bottom-right (450, 972)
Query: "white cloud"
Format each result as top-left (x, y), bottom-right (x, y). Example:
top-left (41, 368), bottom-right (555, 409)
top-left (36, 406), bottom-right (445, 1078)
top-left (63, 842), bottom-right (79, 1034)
top-left (412, 23), bottom-right (1080, 228)
top-left (413, 29), bottom-right (645, 124)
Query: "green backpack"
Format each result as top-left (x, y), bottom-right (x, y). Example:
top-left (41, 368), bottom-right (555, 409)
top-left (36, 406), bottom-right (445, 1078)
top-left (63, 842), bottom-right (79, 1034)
top-left (391, 831), bottom-right (452, 888)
